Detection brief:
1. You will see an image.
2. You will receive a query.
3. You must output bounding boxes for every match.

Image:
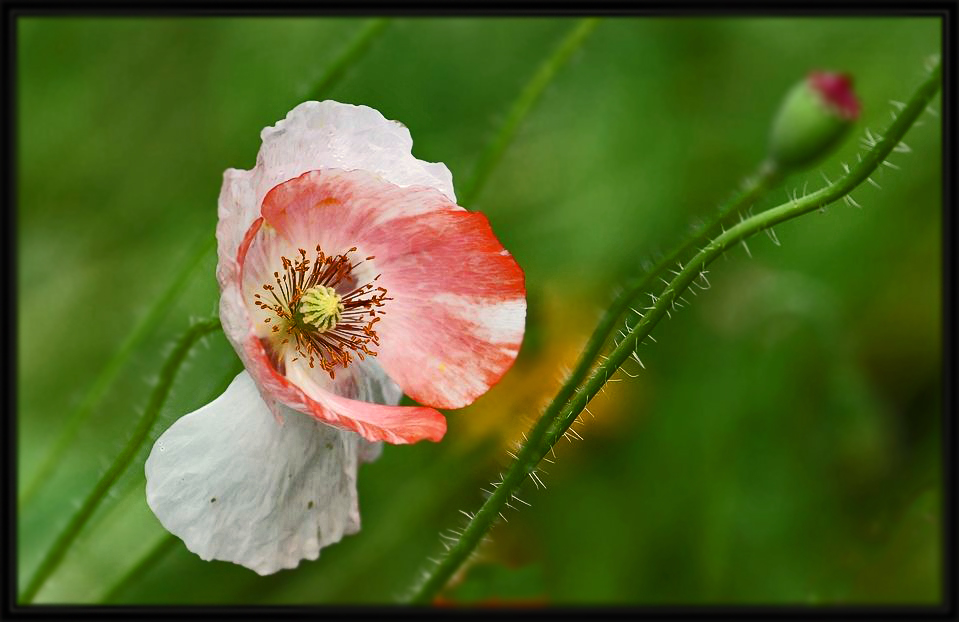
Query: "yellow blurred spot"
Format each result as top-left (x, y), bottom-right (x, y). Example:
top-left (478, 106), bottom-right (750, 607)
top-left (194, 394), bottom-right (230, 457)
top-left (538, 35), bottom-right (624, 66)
top-left (451, 283), bottom-right (648, 451)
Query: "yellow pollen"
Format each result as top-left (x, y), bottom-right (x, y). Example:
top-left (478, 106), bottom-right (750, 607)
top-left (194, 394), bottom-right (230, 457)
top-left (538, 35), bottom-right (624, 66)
top-left (299, 286), bottom-right (344, 333)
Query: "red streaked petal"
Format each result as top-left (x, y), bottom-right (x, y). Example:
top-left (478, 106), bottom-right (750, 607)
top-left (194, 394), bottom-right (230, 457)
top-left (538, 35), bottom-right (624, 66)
top-left (371, 209), bottom-right (526, 409)
top-left (221, 213), bottom-right (445, 444)
top-left (241, 334), bottom-right (446, 444)
top-left (260, 169), bottom-right (526, 410)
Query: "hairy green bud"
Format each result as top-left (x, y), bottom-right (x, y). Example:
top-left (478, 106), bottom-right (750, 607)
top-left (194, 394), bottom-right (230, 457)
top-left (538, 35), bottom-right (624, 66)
top-left (768, 71), bottom-right (860, 172)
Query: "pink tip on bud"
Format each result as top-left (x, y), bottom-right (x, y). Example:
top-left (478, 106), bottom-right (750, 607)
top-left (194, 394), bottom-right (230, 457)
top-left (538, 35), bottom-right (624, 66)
top-left (808, 71), bottom-right (860, 120)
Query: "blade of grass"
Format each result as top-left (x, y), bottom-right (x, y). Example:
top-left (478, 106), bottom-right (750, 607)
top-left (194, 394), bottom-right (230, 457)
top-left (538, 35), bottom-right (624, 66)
top-left (459, 18), bottom-right (600, 206)
top-left (303, 18), bottom-right (390, 101)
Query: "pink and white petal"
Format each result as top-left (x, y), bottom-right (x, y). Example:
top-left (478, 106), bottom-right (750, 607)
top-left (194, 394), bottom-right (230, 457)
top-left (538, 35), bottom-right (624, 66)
top-left (216, 169), bottom-right (258, 290)
top-left (217, 217), bottom-right (283, 418)
top-left (334, 354), bottom-right (404, 408)
top-left (230, 327), bottom-right (447, 444)
top-left (216, 100), bottom-right (455, 279)
top-left (222, 213), bottom-right (444, 444)
top-left (145, 371), bottom-right (366, 576)
top-left (327, 358), bottom-right (394, 462)
top-left (279, 353), bottom-right (447, 444)
top-left (259, 169), bottom-right (526, 410)
top-left (256, 169), bottom-right (462, 259)
top-left (219, 216), bottom-right (263, 351)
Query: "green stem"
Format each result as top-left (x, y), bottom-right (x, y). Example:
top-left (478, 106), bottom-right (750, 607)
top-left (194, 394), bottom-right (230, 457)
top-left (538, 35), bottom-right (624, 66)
top-left (407, 59), bottom-right (941, 604)
top-left (18, 17), bottom-right (392, 512)
top-left (19, 235), bottom-right (213, 509)
top-left (439, 162), bottom-right (782, 561)
top-left (550, 162), bottom-right (781, 430)
top-left (407, 162), bottom-right (775, 609)
top-left (546, 57), bottom-right (940, 464)
top-left (20, 318), bottom-right (223, 604)
top-left (459, 18), bottom-right (600, 206)
top-left (98, 357), bottom-right (244, 603)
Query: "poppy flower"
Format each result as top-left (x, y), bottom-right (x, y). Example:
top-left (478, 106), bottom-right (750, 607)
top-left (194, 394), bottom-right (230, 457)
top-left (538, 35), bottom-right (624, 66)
top-left (145, 101), bottom-right (526, 575)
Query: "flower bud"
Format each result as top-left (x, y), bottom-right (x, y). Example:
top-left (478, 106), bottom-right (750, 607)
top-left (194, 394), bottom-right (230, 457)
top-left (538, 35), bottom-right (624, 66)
top-left (768, 71), bottom-right (860, 172)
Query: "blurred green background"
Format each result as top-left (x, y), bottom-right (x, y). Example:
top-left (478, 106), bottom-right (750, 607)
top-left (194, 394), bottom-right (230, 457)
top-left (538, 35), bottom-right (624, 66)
top-left (17, 17), bottom-right (942, 605)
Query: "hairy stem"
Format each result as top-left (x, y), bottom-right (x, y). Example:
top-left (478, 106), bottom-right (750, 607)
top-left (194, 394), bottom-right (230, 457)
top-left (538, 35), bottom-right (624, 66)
top-left (98, 357), bottom-right (244, 603)
top-left (407, 58), bottom-right (941, 604)
top-left (20, 318), bottom-right (222, 604)
top-left (536, 161), bottom-right (781, 446)
top-left (459, 18), bottom-right (600, 206)
top-left (18, 235), bottom-right (213, 508)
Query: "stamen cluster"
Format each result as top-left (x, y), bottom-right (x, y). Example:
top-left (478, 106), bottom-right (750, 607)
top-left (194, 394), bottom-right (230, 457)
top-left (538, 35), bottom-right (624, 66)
top-left (253, 246), bottom-right (390, 378)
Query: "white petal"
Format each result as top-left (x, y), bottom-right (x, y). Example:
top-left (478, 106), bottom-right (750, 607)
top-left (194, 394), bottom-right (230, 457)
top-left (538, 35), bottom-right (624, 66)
top-left (145, 371), bottom-right (367, 575)
top-left (216, 100), bottom-right (455, 279)
top-left (260, 101), bottom-right (455, 202)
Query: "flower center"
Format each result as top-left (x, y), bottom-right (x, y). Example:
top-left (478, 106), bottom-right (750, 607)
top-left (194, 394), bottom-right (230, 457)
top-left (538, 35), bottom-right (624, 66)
top-left (252, 245), bottom-right (390, 379)
top-left (298, 285), bottom-right (343, 332)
